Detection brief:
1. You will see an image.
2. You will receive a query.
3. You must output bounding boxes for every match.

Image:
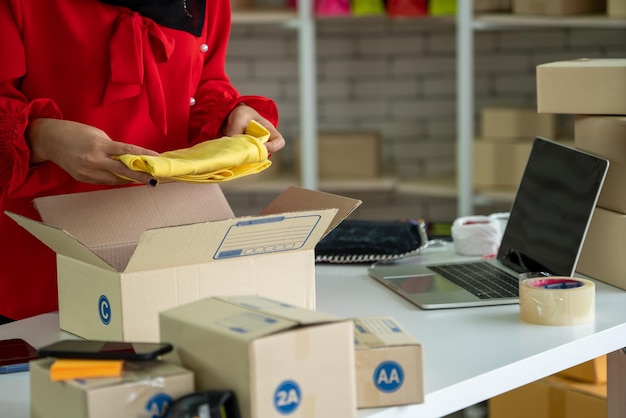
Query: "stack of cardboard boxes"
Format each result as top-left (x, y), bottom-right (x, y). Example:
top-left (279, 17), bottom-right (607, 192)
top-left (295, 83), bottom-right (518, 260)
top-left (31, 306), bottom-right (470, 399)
top-left (488, 57), bottom-right (626, 418)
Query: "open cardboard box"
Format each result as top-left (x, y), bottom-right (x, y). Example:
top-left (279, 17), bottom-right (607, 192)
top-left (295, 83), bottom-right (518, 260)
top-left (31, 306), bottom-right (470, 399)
top-left (6, 183), bottom-right (361, 342)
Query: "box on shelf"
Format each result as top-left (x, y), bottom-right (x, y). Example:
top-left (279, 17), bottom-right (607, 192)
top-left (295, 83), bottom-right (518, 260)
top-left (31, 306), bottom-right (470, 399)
top-left (557, 355), bottom-right (607, 384)
top-left (481, 106), bottom-right (557, 141)
top-left (577, 207), bottom-right (626, 291)
top-left (353, 317), bottom-right (423, 409)
top-left (30, 359), bottom-right (194, 418)
top-left (537, 59), bottom-right (626, 115)
top-left (608, 0), bottom-right (626, 17)
top-left (5, 183), bottom-right (361, 342)
top-left (160, 295), bottom-right (357, 418)
top-left (473, 139), bottom-right (534, 189)
top-left (489, 374), bottom-right (607, 418)
top-left (474, 0), bottom-right (511, 12)
top-left (575, 116), bottom-right (626, 214)
top-left (513, 0), bottom-right (606, 15)
top-left (296, 132), bottom-right (381, 180)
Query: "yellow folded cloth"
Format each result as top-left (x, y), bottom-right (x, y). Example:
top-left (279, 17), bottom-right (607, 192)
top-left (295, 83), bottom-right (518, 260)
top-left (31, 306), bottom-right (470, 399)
top-left (49, 359), bottom-right (124, 381)
top-left (115, 120), bottom-right (272, 183)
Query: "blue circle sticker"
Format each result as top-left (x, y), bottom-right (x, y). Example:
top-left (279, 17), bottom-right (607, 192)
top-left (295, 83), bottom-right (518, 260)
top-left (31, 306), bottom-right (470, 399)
top-left (98, 295), bottom-right (111, 325)
top-left (274, 380), bottom-right (301, 414)
top-left (145, 393), bottom-right (174, 418)
top-left (373, 361), bottom-right (404, 393)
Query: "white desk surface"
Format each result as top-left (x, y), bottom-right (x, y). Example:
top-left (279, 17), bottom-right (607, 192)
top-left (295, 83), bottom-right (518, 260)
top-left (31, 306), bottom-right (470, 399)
top-left (2, 244), bottom-right (626, 418)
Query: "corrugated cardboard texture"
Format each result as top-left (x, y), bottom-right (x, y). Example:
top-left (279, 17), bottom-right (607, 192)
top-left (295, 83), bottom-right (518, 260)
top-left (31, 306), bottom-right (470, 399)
top-left (537, 59), bottom-right (626, 115)
top-left (575, 116), bottom-right (626, 214)
top-left (577, 207), bottom-right (626, 290)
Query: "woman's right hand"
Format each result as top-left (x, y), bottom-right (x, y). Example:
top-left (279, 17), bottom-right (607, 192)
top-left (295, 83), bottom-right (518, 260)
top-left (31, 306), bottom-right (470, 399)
top-left (26, 118), bottom-right (159, 186)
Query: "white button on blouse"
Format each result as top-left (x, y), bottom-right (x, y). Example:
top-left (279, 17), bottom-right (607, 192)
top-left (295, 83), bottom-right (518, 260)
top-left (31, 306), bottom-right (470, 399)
top-left (200, 44), bottom-right (209, 53)
top-left (190, 97), bottom-right (196, 106)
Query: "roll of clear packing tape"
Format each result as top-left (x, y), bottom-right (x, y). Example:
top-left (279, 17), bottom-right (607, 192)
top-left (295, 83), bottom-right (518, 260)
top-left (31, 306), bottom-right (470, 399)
top-left (519, 277), bottom-right (595, 326)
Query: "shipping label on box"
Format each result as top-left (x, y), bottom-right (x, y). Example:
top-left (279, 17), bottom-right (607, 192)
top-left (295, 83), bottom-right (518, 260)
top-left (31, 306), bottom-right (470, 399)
top-left (5, 183), bottom-right (361, 342)
top-left (30, 359), bottom-right (194, 418)
top-left (575, 116), bottom-right (626, 214)
top-left (353, 317), bottom-right (423, 408)
top-left (537, 59), bottom-right (626, 115)
top-left (159, 295), bottom-right (357, 418)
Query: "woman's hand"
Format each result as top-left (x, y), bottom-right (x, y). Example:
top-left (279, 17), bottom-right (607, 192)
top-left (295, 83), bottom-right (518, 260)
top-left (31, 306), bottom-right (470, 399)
top-left (223, 104), bottom-right (286, 154)
top-left (26, 118), bottom-right (160, 186)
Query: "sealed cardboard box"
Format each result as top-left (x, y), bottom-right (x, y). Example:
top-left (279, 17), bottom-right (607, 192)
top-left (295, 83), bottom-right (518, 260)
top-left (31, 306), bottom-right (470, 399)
top-left (6, 183), bottom-right (360, 342)
top-left (296, 132), bottom-right (381, 180)
top-left (489, 374), bottom-right (607, 418)
top-left (558, 355), bottom-right (607, 384)
top-left (31, 359), bottom-right (194, 418)
top-left (353, 317), bottom-right (423, 408)
top-left (513, 0), bottom-right (606, 14)
top-left (537, 59), bottom-right (626, 115)
top-left (481, 106), bottom-right (556, 141)
top-left (160, 295), bottom-right (357, 418)
top-left (608, 0), bottom-right (626, 17)
top-left (577, 207), bottom-right (626, 291)
top-left (575, 116), bottom-right (626, 214)
top-left (473, 139), bottom-right (534, 188)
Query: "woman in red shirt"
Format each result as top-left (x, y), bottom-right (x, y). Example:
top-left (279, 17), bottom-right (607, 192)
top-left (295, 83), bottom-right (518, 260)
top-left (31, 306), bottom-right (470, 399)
top-left (0, 0), bottom-right (285, 322)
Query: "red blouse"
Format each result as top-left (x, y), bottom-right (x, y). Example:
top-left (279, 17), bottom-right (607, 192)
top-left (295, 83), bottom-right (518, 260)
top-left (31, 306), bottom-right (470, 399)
top-left (0, 0), bottom-right (279, 320)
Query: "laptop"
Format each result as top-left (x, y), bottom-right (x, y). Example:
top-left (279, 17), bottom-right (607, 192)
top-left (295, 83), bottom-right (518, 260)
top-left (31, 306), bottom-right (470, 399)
top-left (368, 137), bottom-right (609, 309)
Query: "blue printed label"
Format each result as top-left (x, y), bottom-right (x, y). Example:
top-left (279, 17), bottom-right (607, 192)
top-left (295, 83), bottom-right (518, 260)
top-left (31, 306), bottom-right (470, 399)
top-left (145, 393), bottom-right (174, 418)
top-left (98, 295), bottom-right (111, 325)
top-left (274, 380), bottom-right (301, 414)
top-left (373, 361), bottom-right (404, 393)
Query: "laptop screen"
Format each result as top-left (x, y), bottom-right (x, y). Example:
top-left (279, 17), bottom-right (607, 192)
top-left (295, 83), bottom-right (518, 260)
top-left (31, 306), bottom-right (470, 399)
top-left (497, 137), bottom-right (609, 276)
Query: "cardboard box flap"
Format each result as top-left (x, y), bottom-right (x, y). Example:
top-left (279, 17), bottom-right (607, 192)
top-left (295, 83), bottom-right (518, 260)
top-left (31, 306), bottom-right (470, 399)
top-left (125, 208), bottom-right (338, 272)
top-left (259, 186), bottom-right (362, 239)
top-left (353, 317), bottom-right (419, 349)
top-left (220, 295), bottom-right (341, 325)
top-left (4, 212), bottom-right (115, 271)
top-left (32, 183), bottom-right (235, 255)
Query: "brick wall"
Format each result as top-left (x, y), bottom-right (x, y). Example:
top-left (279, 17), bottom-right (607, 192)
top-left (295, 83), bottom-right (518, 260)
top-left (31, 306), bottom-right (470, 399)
top-left (225, 20), bottom-right (626, 220)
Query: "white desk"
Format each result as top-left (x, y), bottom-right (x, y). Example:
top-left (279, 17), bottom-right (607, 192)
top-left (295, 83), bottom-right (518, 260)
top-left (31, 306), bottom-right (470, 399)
top-left (2, 245), bottom-right (626, 418)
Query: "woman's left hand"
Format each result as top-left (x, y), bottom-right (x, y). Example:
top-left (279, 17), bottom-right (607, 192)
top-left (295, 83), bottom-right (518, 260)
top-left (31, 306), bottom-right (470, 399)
top-left (223, 104), bottom-right (286, 154)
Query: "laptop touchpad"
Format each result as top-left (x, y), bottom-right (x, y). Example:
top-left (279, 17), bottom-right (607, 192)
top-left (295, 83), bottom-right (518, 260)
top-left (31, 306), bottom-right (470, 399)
top-left (386, 275), bottom-right (460, 294)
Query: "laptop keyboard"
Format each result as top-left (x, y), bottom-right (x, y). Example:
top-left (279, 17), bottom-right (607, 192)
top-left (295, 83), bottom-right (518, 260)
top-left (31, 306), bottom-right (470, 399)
top-left (428, 262), bottom-right (519, 299)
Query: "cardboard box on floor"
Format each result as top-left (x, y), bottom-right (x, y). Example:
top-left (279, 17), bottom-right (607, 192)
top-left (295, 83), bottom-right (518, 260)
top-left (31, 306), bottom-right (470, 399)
top-left (159, 295), bottom-right (357, 418)
top-left (353, 317), bottom-right (423, 408)
top-left (30, 359), bottom-right (194, 418)
top-left (558, 355), bottom-right (607, 384)
top-left (576, 207), bottom-right (626, 291)
top-left (608, 0), bottom-right (626, 17)
top-left (537, 59), bottom-right (626, 115)
top-left (513, 0), bottom-right (606, 15)
top-left (489, 374), bottom-right (607, 418)
top-left (5, 183), bottom-right (361, 342)
top-left (480, 106), bottom-right (556, 141)
top-left (575, 116), bottom-right (626, 214)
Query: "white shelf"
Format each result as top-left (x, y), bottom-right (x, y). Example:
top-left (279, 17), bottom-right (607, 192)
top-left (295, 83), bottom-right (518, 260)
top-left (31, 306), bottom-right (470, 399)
top-left (473, 13), bottom-right (626, 30)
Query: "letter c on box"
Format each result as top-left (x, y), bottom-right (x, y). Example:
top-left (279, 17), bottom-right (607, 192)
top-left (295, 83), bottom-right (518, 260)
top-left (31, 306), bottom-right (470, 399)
top-left (98, 295), bottom-right (111, 325)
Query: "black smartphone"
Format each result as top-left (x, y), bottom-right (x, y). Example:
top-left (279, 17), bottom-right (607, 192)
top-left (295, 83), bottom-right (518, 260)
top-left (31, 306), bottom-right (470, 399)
top-left (37, 340), bottom-right (173, 361)
top-left (0, 338), bottom-right (40, 374)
